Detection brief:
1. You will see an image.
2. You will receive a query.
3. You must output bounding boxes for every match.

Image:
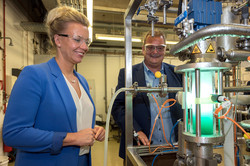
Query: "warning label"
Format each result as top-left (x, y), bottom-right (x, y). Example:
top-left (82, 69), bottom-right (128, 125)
top-left (192, 44), bottom-right (201, 54)
top-left (206, 43), bottom-right (215, 53)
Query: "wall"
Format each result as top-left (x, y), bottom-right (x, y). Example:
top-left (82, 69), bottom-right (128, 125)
top-left (0, 0), bottom-right (35, 156)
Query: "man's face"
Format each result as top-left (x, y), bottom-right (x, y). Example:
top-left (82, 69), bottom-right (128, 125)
top-left (142, 35), bottom-right (166, 69)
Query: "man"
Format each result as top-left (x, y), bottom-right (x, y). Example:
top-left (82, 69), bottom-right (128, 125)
top-left (111, 30), bottom-right (183, 159)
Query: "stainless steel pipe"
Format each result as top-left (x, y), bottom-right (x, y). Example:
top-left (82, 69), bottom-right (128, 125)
top-left (170, 24), bottom-right (250, 55)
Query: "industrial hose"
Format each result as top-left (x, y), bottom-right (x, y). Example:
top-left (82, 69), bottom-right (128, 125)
top-left (103, 87), bottom-right (132, 166)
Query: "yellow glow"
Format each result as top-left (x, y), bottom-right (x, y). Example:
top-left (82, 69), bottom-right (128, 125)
top-left (95, 34), bottom-right (141, 42)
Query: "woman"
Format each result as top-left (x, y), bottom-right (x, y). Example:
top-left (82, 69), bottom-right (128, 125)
top-left (3, 6), bottom-right (105, 166)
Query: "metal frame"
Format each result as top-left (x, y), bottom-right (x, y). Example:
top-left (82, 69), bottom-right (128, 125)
top-left (124, 0), bottom-right (143, 165)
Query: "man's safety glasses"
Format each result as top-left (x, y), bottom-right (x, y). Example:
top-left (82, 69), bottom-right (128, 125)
top-left (144, 44), bottom-right (166, 53)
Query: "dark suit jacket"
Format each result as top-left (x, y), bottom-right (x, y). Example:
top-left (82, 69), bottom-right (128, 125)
top-left (111, 62), bottom-right (183, 159)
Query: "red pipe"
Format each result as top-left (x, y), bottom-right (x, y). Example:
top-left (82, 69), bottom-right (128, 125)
top-left (3, 0), bottom-right (6, 113)
top-left (3, 0), bottom-right (12, 153)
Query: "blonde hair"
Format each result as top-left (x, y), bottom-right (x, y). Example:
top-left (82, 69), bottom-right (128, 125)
top-left (143, 30), bottom-right (166, 45)
top-left (45, 6), bottom-right (89, 46)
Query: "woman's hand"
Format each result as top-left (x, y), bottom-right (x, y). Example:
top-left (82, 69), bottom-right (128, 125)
top-left (93, 125), bottom-right (105, 142)
top-left (63, 128), bottom-right (96, 147)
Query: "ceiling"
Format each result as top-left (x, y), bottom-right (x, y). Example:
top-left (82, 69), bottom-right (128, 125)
top-left (10, 0), bottom-right (180, 54)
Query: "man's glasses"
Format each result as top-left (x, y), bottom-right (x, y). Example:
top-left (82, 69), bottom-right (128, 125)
top-left (144, 44), bottom-right (166, 53)
top-left (57, 34), bottom-right (91, 47)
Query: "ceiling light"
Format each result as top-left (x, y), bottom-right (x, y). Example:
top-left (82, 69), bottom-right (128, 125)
top-left (87, 0), bottom-right (93, 42)
top-left (95, 34), bottom-right (141, 42)
top-left (166, 41), bottom-right (178, 45)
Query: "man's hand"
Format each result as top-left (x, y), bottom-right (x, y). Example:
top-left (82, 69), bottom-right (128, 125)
top-left (137, 131), bottom-right (150, 146)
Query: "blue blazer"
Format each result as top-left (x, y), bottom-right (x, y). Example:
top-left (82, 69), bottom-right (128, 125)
top-left (3, 58), bottom-right (96, 166)
top-left (111, 62), bottom-right (183, 159)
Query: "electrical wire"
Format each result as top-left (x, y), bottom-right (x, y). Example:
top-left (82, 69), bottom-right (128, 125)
top-left (236, 145), bottom-right (240, 166)
top-left (169, 119), bottom-right (181, 148)
top-left (214, 100), bottom-right (250, 139)
top-left (151, 149), bottom-right (178, 166)
top-left (149, 94), bottom-right (177, 153)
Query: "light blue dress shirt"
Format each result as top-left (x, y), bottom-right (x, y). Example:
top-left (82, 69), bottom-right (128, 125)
top-left (143, 62), bottom-right (175, 145)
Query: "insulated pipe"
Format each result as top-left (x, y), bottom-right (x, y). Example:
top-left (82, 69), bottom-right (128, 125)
top-left (151, 21), bottom-right (155, 36)
top-left (224, 86), bottom-right (250, 92)
top-left (163, 5), bottom-right (167, 24)
top-left (226, 49), bottom-right (250, 61)
top-left (195, 69), bottom-right (201, 137)
top-left (120, 86), bottom-right (250, 93)
top-left (218, 70), bottom-right (224, 135)
top-left (183, 73), bottom-right (187, 132)
top-left (113, 86), bottom-right (250, 93)
top-left (170, 24), bottom-right (250, 55)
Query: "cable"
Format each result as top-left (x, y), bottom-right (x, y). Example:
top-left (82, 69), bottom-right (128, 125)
top-left (169, 119), bottom-right (181, 148)
top-left (236, 145), bottom-right (240, 166)
top-left (151, 149), bottom-right (178, 166)
top-left (148, 94), bottom-right (177, 153)
top-left (214, 101), bottom-right (250, 139)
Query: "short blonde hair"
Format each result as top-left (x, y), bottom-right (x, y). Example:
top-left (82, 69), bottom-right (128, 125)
top-left (45, 6), bottom-right (89, 45)
top-left (143, 30), bottom-right (166, 45)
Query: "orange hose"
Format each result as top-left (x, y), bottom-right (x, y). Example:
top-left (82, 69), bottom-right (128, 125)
top-left (227, 117), bottom-right (250, 139)
top-left (214, 103), bottom-right (250, 139)
top-left (233, 106), bottom-right (237, 166)
top-left (214, 102), bottom-right (250, 166)
top-left (149, 95), bottom-right (176, 153)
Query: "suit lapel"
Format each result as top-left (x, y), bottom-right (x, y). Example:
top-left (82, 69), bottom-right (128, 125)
top-left (134, 63), bottom-right (150, 110)
top-left (48, 58), bottom-right (77, 132)
top-left (163, 63), bottom-right (175, 87)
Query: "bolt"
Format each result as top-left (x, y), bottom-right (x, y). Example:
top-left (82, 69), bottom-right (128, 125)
top-left (213, 153), bottom-right (222, 164)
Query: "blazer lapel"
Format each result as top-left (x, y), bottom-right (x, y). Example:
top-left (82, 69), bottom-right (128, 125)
top-left (48, 58), bottom-right (77, 132)
top-left (134, 63), bottom-right (150, 110)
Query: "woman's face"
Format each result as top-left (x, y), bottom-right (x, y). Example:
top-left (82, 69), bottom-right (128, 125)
top-left (55, 22), bottom-right (89, 64)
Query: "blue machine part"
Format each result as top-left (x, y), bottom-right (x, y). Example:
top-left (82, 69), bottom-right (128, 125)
top-left (188, 0), bottom-right (222, 30)
top-left (175, 10), bottom-right (188, 26)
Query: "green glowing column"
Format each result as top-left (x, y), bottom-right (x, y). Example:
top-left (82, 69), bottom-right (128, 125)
top-left (190, 71), bottom-right (216, 136)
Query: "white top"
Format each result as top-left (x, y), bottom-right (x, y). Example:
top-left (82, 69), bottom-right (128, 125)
top-left (63, 75), bottom-right (94, 156)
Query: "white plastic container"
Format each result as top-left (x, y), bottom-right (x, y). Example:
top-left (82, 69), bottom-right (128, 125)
top-left (0, 156), bottom-right (9, 166)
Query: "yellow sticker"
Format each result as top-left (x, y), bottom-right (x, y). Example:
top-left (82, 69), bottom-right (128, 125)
top-left (192, 44), bottom-right (201, 54)
top-left (206, 43), bottom-right (215, 53)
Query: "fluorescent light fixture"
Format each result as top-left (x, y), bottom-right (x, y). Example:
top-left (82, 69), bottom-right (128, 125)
top-left (87, 0), bottom-right (93, 42)
top-left (95, 34), bottom-right (141, 42)
top-left (166, 41), bottom-right (178, 45)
